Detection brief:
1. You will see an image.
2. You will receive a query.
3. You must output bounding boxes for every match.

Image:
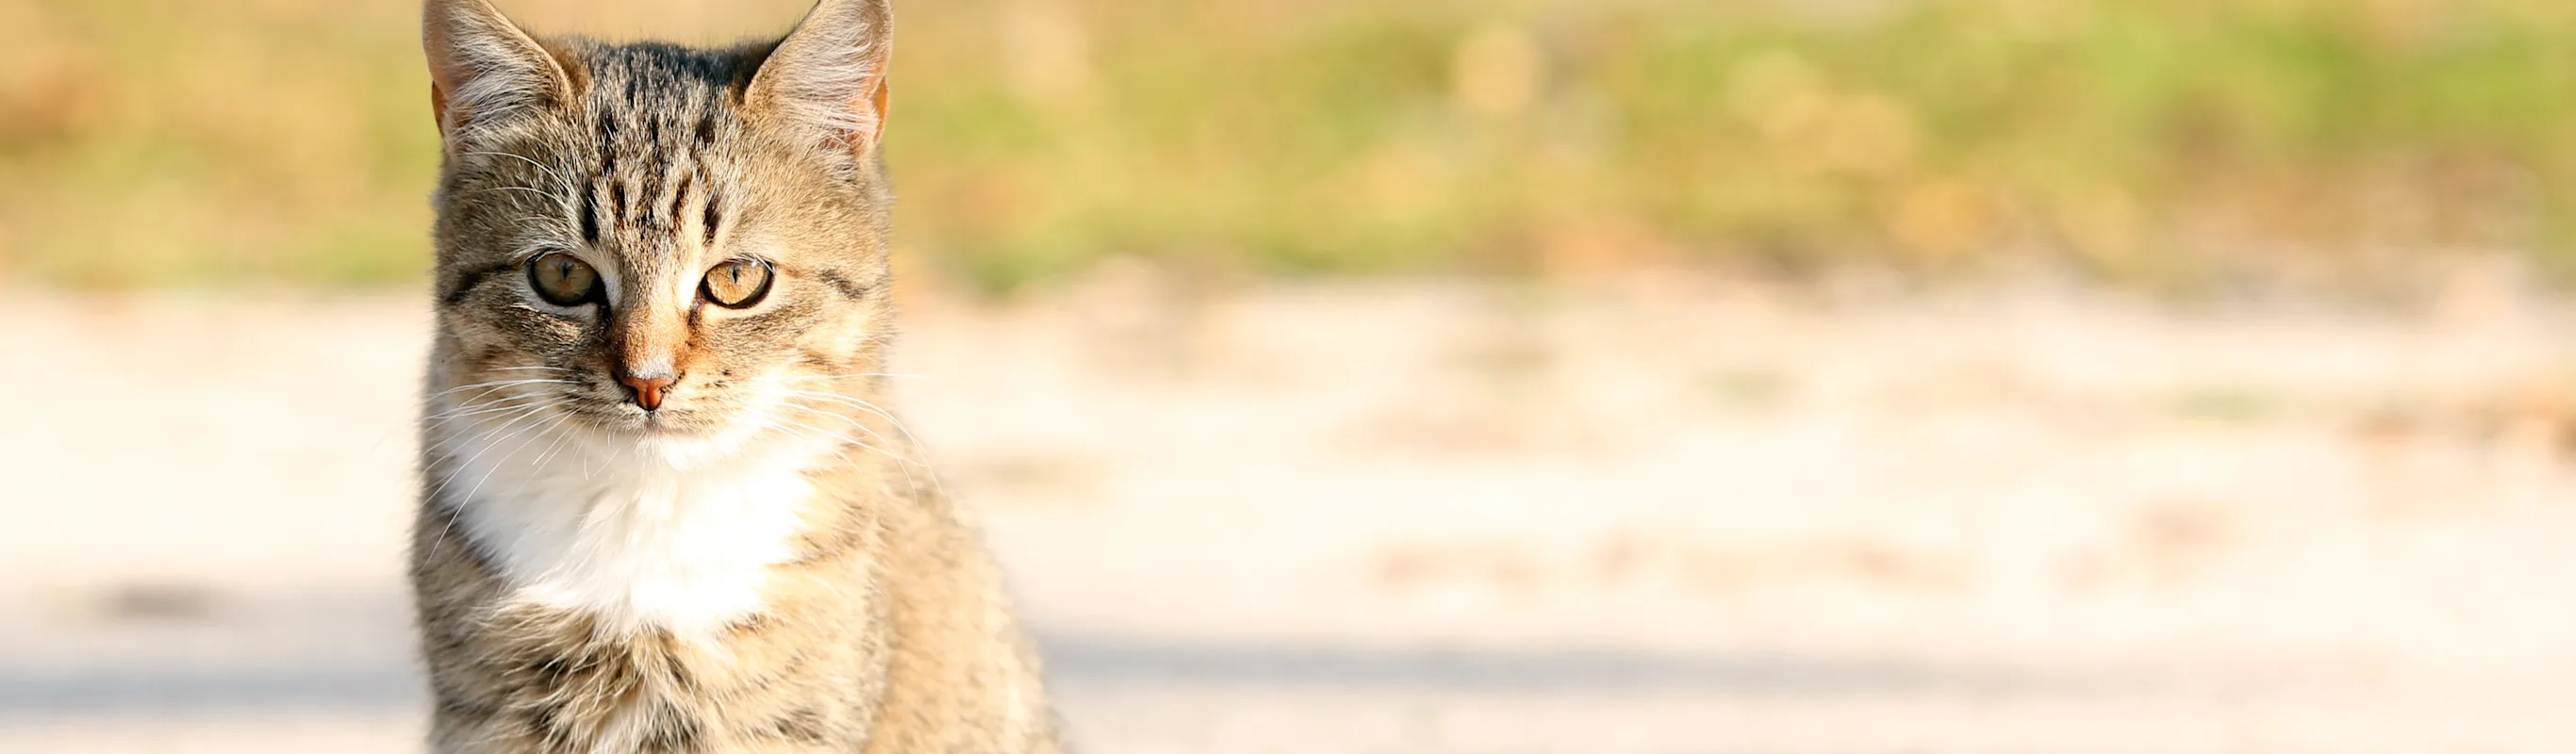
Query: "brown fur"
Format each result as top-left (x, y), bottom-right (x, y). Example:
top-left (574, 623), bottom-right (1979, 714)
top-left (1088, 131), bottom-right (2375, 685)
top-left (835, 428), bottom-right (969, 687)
top-left (409, 1), bottom-right (1059, 751)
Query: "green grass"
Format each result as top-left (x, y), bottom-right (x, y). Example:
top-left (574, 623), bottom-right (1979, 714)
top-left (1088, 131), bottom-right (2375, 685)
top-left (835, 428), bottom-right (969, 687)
top-left (6, 0), bottom-right (2576, 292)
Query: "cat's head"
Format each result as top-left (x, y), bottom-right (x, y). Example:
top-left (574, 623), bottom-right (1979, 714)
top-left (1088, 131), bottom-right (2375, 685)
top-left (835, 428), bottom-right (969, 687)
top-left (421, 0), bottom-right (895, 450)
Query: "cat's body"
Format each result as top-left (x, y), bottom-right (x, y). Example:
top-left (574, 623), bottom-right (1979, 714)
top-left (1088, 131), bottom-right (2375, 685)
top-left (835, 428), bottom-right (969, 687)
top-left (408, 2), bottom-right (1057, 751)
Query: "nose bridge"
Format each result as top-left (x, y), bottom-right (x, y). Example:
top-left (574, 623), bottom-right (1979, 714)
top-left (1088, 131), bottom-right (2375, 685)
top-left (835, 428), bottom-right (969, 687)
top-left (611, 253), bottom-right (692, 377)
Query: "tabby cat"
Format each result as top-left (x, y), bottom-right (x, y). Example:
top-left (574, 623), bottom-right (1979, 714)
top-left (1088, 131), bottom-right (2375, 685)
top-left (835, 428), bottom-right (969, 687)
top-left (408, 0), bottom-right (1059, 750)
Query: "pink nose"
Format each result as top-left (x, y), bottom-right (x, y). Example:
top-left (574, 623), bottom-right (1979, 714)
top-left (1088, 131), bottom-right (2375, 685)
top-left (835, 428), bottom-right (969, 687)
top-left (619, 372), bottom-right (678, 411)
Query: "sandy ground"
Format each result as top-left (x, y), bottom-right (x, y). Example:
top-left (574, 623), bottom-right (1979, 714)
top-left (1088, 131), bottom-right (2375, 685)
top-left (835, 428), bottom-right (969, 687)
top-left (7, 273), bottom-right (2576, 752)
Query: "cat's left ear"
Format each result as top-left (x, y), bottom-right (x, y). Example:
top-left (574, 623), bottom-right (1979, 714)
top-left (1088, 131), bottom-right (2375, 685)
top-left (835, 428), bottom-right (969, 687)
top-left (748, 0), bottom-right (895, 160)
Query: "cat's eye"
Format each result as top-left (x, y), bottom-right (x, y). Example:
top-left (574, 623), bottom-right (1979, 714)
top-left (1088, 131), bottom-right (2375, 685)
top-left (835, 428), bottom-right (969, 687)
top-left (527, 253), bottom-right (603, 307)
top-left (702, 259), bottom-right (773, 308)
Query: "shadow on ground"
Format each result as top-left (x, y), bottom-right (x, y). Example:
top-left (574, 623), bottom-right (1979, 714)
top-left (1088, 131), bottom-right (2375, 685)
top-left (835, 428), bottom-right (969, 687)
top-left (0, 628), bottom-right (2110, 719)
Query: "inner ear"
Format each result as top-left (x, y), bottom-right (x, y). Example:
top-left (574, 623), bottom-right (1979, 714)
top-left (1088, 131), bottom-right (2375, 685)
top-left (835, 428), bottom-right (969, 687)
top-left (866, 78), bottom-right (891, 150)
top-left (430, 83), bottom-right (451, 133)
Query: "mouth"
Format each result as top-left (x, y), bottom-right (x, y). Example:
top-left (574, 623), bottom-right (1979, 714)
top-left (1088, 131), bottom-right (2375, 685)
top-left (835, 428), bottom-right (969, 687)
top-left (549, 400), bottom-right (708, 435)
top-left (635, 411), bottom-right (703, 436)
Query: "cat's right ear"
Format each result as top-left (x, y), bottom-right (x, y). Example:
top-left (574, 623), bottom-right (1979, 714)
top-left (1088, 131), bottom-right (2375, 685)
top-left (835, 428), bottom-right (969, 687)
top-left (423, 0), bottom-right (573, 145)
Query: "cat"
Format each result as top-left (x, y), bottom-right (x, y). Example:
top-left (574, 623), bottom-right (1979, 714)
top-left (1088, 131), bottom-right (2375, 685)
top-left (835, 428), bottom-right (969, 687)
top-left (407, 0), bottom-right (1060, 751)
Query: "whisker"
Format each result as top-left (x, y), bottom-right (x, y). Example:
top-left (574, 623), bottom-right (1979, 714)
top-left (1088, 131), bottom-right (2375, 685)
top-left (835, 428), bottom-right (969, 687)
top-left (778, 372), bottom-right (933, 382)
top-left (766, 410), bottom-right (918, 489)
top-left (421, 415), bottom-right (550, 471)
top-left (757, 417), bottom-right (835, 449)
top-left (422, 401), bottom-right (559, 493)
top-left (372, 382), bottom-right (548, 454)
top-left (423, 397), bottom-right (554, 424)
top-left (421, 389), bottom-right (570, 424)
top-left (427, 409), bottom-right (554, 558)
top-left (781, 390), bottom-right (951, 500)
top-left (780, 389), bottom-right (880, 419)
top-left (782, 390), bottom-right (933, 452)
top-left (772, 402), bottom-right (935, 498)
top-left (525, 409), bottom-right (586, 470)
top-left (757, 418), bottom-right (895, 493)
top-left (422, 393), bottom-right (553, 439)
top-left (776, 396), bottom-right (904, 448)
top-left (420, 399), bottom-right (560, 556)
top-left (420, 387), bottom-right (574, 422)
top-left (425, 378), bottom-right (577, 401)
top-left (457, 408), bottom-right (572, 508)
top-left (426, 377), bottom-right (572, 395)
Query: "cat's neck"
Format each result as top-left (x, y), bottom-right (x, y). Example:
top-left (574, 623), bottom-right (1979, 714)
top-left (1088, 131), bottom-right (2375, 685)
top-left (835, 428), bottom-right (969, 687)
top-left (426, 397), bottom-right (840, 635)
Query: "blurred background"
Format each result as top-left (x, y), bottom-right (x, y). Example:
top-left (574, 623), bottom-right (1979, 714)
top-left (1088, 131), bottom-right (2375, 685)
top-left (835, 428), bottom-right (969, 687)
top-left (8, 0), bottom-right (2576, 750)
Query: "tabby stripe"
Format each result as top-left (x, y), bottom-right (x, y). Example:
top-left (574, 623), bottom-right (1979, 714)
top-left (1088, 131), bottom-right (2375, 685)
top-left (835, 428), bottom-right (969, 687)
top-left (440, 261), bottom-right (518, 306)
top-left (816, 269), bottom-right (869, 300)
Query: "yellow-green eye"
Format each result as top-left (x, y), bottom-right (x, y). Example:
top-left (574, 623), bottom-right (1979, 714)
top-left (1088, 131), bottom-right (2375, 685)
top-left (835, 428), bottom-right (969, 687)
top-left (702, 258), bottom-right (773, 308)
top-left (527, 253), bottom-right (602, 306)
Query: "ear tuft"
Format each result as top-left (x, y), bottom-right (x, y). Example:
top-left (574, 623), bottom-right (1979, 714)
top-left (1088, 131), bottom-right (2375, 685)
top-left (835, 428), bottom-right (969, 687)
top-left (423, 0), bottom-right (572, 143)
top-left (748, 0), bottom-right (896, 159)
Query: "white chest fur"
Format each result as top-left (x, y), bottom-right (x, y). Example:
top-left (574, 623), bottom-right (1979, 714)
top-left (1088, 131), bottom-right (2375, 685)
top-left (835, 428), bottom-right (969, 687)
top-left (432, 399), bottom-right (826, 635)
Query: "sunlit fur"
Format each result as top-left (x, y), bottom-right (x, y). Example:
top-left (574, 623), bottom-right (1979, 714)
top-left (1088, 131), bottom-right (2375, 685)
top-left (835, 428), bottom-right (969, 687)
top-left (410, 1), bottom-right (1059, 751)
